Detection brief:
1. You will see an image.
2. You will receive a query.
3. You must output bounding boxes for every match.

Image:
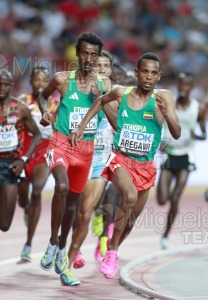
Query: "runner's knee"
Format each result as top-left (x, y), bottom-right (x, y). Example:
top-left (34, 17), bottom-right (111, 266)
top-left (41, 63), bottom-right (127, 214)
top-left (157, 195), bottom-right (167, 205)
top-left (121, 189), bottom-right (137, 210)
top-left (0, 221), bottom-right (11, 232)
top-left (77, 211), bottom-right (91, 229)
top-left (54, 182), bottom-right (69, 195)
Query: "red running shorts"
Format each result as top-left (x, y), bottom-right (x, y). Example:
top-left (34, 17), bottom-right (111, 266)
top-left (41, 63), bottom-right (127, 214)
top-left (101, 150), bottom-right (156, 191)
top-left (46, 131), bottom-right (94, 193)
top-left (25, 139), bottom-right (50, 182)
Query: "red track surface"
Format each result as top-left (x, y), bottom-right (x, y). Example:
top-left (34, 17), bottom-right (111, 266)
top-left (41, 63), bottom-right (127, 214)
top-left (1, 187), bottom-right (207, 299)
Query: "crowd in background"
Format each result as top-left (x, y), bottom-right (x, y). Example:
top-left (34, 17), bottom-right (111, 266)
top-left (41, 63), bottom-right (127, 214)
top-left (0, 0), bottom-right (208, 104)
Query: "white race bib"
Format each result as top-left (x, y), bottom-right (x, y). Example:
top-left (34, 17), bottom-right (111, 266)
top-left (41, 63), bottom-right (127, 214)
top-left (69, 112), bottom-right (98, 135)
top-left (0, 130), bottom-right (18, 152)
top-left (118, 129), bottom-right (154, 156)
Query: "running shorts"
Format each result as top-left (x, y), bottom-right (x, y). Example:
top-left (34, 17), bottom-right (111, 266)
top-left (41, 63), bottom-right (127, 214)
top-left (88, 161), bottom-right (106, 179)
top-left (0, 158), bottom-right (24, 185)
top-left (161, 153), bottom-right (196, 173)
top-left (46, 130), bottom-right (94, 193)
top-left (101, 150), bottom-right (156, 191)
top-left (25, 139), bottom-right (50, 182)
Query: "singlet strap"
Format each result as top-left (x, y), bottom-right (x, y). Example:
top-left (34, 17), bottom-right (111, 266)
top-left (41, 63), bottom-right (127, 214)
top-left (124, 86), bottom-right (134, 94)
top-left (70, 70), bottom-right (76, 78)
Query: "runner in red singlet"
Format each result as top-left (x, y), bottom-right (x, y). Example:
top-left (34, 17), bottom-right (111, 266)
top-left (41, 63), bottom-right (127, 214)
top-left (0, 69), bottom-right (40, 232)
top-left (18, 66), bottom-right (59, 262)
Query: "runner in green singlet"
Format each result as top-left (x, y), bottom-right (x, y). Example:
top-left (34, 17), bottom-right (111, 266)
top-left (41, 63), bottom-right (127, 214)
top-left (38, 33), bottom-right (111, 283)
top-left (71, 52), bottom-right (181, 279)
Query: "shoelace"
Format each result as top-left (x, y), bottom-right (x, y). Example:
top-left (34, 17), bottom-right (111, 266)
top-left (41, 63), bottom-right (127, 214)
top-left (64, 269), bottom-right (72, 277)
top-left (57, 249), bottom-right (66, 262)
top-left (45, 245), bottom-right (57, 261)
top-left (104, 251), bottom-right (117, 265)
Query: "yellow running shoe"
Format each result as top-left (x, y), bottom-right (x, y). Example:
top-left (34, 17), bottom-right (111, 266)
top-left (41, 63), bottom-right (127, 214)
top-left (60, 269), bottom-right (80, 286)
top-left (92, 214), bottom-right (103, 237)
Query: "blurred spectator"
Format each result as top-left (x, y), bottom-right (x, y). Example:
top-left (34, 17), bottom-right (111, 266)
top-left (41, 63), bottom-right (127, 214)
top-left (0, 0), bottom-right (207, 102)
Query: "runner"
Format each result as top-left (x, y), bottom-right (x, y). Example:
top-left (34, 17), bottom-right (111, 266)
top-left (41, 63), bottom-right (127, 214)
top-left (157, 71), bottom-right (206, 249)
top-left (19, 66), bottom-right (59, 262)
top-left (63, 51), bottom-right (115, 284)
top-left (70, 52), bottom-right (181, 279)
top-left (38, 33), bottom-right (111, 283)
top-left (0, 69), bottom-right (40, 232)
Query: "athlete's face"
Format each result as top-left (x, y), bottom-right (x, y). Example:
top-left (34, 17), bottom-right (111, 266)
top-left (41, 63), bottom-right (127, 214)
top-left (77, 42), bottom-right (99, 74)
top-left (178, 77), bottom-right (193, 97)
top-left (30, 70), bottom-right (50, 96)
top-left (110, 67), bottom-right (126, 85)
top-left (97, 56), bottom-right (112, 77)
top-left (0, 75), bottom-right (13, 102)
top-left (135, 59), bottom-right (161, 91)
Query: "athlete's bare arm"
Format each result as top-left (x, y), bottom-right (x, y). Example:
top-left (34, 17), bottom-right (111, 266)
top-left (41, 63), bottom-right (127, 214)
top-left (155, 89), bottom-right (181, 140)
top-left (103, 100), bottom-right (119, 131)
top-left (38, 71), bottom-right (69, 126)
top-left (20, 102), bottom-right (41, 157)
top-left (10, 102), bottom-right (41, 176)
top-left (91, 77), bottom-right (118, 131)
top-left (100, 77), bottom-right (119, 130)
top-left (70, 86), bottom-right (125, 146)
top-left (192, 103), bottom-right (206, 140)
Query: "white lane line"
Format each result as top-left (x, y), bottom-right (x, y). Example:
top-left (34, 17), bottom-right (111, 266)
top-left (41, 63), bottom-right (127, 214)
top-left (120, 244), bottom-right (208, 300)
top-left (0, 235), bottom-right (160, 266)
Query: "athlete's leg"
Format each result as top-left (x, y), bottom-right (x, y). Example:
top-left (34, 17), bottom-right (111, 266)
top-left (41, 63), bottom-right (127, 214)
top-left (97, 183), bottom-right (120, 257)
top-left (50, 165), bottom-right (69, 245)
top-left (164, 169), bottom-right (189, 237)
top-left (0, 185), bottom-right (18, 231)
top-left (99, 168), bottom-right (149, 279)
top-left (58, 189), bottom-right (82, 249)
top-left (66, 178), bottom-right (106, 268)
top-left (107, 167), bottom-right (138, 250)
top-left (118, 189), bottom-right (149, 246)
top-left (18, 180), bottom-right (30, 214)
top-left (101, 183), bottom-right (118, 235)
top-left (92, 181), bottom-right (109, 237)
top-left (157, 169), bottom-right (173, 205)
top-left (26, 163), bottom-right (50, 246)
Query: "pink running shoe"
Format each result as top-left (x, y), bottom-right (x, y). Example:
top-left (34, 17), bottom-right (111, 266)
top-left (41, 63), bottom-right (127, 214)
top-left (73, 251), bottom-right (86, 269)
top-left (94, 241), bottom-right (103, 262)
top-left (99, 250), bottom-right (118, 279)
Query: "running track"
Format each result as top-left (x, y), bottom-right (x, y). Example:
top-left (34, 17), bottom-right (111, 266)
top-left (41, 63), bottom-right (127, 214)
top-left (1, 187), bottom-right (207, 299)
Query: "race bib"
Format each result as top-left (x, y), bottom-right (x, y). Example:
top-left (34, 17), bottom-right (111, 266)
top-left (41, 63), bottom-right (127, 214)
top-left (69, 112), bottom-right (98, 135)
top-left (0, 130), bottom-right (18, 152)
top-left (118, 129), bottom-right (154, 156)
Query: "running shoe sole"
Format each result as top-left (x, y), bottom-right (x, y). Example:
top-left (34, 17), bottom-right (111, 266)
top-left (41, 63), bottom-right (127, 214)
top-left (21, 256), bottom-right (31, 262)
top-left (60, 278), bottom-right (81, 286)
top-left (39, 262), bottom-right (54, 271)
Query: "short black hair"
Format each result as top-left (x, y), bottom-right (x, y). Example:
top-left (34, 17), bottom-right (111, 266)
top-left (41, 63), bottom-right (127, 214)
top-left (0, 69), bottom-right (13, 82)
top-left (178, 71), bottom-right (194, 82)
top-left (76, 32), bottom-right (103, 55)
top-left (100, 50), bottom-right (113, 66)
top-left (30, 66), bottom-right (49, 79)
top-left (111, 62), bottom-right (126, 74)
top-left (137, 52), bottom-right (161, 70)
